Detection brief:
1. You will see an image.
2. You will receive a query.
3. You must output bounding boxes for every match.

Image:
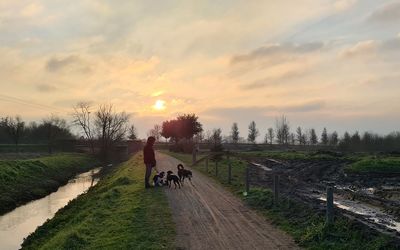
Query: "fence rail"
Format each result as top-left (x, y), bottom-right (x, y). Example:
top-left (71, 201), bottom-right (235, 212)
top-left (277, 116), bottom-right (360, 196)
top-left (189, 149), bottom-right (335, 224)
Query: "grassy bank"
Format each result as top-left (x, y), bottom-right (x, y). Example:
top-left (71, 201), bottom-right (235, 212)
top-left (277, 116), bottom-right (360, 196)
top-left (346, 157), bottom-right (400, 174)
top-left (22, 153), bottom-right (174, 250)
top-left (166, 151), bottom-right (398, 249)
top-left (0, 153), bottom-right (99, 215)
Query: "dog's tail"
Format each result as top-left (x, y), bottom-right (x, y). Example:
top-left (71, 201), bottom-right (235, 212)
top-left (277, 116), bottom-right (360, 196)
top-left (177, 164), bottom-right (184, 170)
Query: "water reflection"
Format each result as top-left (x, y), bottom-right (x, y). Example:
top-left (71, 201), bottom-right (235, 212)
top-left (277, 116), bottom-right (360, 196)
top-left (0, 168), bottom-right (101, 250)
top-left (318, 195), bottom-right (400, 233)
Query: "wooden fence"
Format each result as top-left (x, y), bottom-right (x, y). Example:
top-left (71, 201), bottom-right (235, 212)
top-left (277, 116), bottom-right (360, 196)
top-left (190, 149), bottom-right (335, 225)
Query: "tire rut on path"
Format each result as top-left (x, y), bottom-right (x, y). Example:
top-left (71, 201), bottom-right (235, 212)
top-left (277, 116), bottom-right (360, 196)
top-left (156, 152), bottom-right (300, 250)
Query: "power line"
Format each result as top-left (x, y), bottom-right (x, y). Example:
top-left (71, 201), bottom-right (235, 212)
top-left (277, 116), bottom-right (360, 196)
top-left (0, 94), bottom-right (68, 113)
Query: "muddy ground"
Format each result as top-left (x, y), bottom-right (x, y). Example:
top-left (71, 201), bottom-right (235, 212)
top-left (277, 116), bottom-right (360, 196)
top-left (248, 156), bottom-right (400, 238)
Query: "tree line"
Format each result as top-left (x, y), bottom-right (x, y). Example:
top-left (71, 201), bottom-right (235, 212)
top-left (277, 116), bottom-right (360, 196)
top-left (0, 115), bottom-right (74, 153)
top-left (152, 114), bottom-right (400, 152)
top-left (1, 102), bottom-right (139, 157)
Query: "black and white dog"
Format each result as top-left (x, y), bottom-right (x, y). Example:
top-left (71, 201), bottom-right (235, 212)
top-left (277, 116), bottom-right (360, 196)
top-left (166, 170), bottom-right (181, 189)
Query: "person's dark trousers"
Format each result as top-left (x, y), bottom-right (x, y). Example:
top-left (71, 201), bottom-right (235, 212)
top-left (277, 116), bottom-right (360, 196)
top-left (145, 163), bottom-right (153, 188)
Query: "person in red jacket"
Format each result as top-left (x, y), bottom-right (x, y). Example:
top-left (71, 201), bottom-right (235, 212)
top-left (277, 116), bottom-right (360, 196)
top-left (143, 136), bottom-right (156, 188)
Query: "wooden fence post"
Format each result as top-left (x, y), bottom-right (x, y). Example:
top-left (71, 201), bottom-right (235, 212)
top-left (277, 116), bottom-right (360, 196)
top-left (326, 184), bottom-right (334, 224)
top-left (245, 164), bottom-right (250, 193)
top-left (215, 161), bottom-right (218, 176)
top-left (227, 151), bottom-right (232, 184)
top-left (192, 146), bottom-right (197, 165)
top-left (273, 175), bottom-right (279, 206)
top-left (228, 163), bottom-right (232, 184)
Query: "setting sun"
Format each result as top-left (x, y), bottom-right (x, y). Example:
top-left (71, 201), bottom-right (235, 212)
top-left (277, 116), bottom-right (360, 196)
top-left (153, 100), bottom-right (166, 110)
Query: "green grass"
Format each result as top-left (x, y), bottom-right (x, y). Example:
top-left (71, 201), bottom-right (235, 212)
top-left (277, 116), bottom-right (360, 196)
top-left (0, 153), bottom-right (99, 215)
top-left (21, 153), bottom-right (175, 250)
top-left (231, 150), bottom-right (400, 174)
top-left (164, 151), bottom-right (398, 250)
top-left (346, 157), bottom-right (400, 174)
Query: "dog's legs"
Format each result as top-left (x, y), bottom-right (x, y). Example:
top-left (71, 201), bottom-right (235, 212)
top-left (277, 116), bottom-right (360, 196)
top-left (174, 182), bottom-right (177, 189)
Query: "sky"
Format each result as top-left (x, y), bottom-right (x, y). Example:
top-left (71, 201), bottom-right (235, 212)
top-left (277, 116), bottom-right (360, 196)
top-left (0, 0), bottom-right (400, 140)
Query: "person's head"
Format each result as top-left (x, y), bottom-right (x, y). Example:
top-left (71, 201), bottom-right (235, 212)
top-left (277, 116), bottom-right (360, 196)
top-left (147, 136), bottom-right (156, 146)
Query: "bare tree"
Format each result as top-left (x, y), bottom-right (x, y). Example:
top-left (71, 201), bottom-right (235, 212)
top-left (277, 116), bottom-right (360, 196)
top-left (5, 116), bottom-right (25, 152)
top-left (231, 122), bottom-right (240, 144)
top-left (147, 124), bottom-right (162, 141)
top-left (72, 102), bottom-right (95, 153)
top-left (128, 124), bottom-right (138, 140)
top-left (95, 104), bottom-right (130, 160)
top-left (267, 127), bottom-right (274, 144)
top-left (247, 121), bottom-right (259, 143)
top-left (275, 115), bottom-right (290, 144)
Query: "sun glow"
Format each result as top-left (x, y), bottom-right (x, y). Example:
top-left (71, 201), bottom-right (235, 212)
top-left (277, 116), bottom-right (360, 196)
top-left (153, 100), bottom-right (166, 110)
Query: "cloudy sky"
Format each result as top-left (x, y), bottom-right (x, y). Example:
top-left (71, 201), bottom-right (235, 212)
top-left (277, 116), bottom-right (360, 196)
top-left (1, 0), bottom-right (400, 139)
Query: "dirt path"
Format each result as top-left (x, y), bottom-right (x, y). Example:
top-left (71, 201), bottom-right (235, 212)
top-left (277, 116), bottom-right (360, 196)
top-left (156, 152), bottom-right (300, 250)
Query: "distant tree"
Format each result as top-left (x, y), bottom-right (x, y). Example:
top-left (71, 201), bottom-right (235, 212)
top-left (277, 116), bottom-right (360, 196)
top-left (231, 122), bottom-right (240, 144)
top-left (275, 115), bottom-right (290, 144)
top-left (42, 115), bottom-right (71, 154)
top-left (343, 132), bottom-right (351, 144)
top-left (4, 116), bottom-right (25, 152)
top-left (0, 118), bottom-right (11, 143)
top-left (264, 132), bottom-right (269, 144)
top-left (329, 131), bottom-right (339, 146)
top-left (338, 131), bottom-right (352, 151)
top-left (321, 127), bottom-right (328, 145)
top-left (247, 121), bottom-right (259, 143)
top-left (267, 127), bottom-right (274, 144)
top-left (204, 129), bottom-right (212, 144)
top-left (194, 131), bottom-right (204, 143)
top-left (309, 129), bottom-right (318, 145)
top-left (128, 124), bottom-right (138, 140)
top-left (350, 131), bottom-right (361, 150)
top-left (148, 124), bottom-right (162, 141)
top-left (210, 128), bottom-right (223, 151)
top-left (289, 133), bottom-right (296, 145)
top-left (95, 104), bottom-right (130, 160)
top-left (72, 102), bottom-right (95, 154)
top-left (296, 126), bottom-right (305, 145)
top-left (161, 114), bottom-right (203, 143)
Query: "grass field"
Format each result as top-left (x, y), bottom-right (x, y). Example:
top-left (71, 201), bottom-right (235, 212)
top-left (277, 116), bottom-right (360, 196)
top-left (165, 150), bottom-right (398, 250)
top-left (0, 153), bottom-right (99, 215)
top-left (346, 157), bottom-right (400, 174)
top-left (21, 153), bottom-right (175, 250)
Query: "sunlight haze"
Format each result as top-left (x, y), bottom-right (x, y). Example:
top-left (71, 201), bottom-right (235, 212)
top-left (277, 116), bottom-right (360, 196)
top-left (1, 0), bottom-right (399, 138)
